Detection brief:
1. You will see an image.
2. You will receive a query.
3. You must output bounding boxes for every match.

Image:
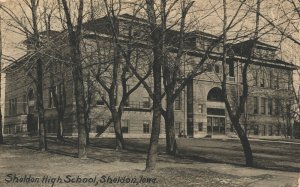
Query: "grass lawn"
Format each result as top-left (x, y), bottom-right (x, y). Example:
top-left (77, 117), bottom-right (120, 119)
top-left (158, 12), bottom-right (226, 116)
top-left (0, 136), bottom-right (299, 187)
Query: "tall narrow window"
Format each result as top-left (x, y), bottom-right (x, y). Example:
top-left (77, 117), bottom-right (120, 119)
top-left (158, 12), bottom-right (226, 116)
top-left (122, 120), bottom-right (129, 133)
top-left (261, 97), bottom-right (266, 114)
top-left (215, 65), bottom-right (220, 73)
top-left (260, 71), bottom-right (265, 87)
top-left (253, 70), bottom-right (258, 86)
top-left (10, 98), bottom-right (17, 116)
top-left (15, 98), bottom-right (18, 115)
top-left (23, 94), bottom-right (27, 114)
top-left (268, 98), bottom-right (273, 115)
top-left (253, 97), bottom-right (259, 114)
top-left (276, 72), bottom-right (279, 89)
top-left (174, 94), bottom-right (182, 110)
top-left (229, 62), bottom-right (234, 77)
top-left (9, 99), bottom-right (12, 116)
top-left (124, 85), bottom-right (130, 107)
top-left (269, 70), bottom-right (273, 88)
top-left (288, 72), bottom-right (292, 90)
top-left (274, 99), bottom-right (280, 115)
top-left (175, 122), bottom-right (181, 135)
top-left (48, 88), bottom-right (53, 108)
top-left (198, 122), bottom-right (203, 131)
top-left (143, 121), bottom-right (150, 134)
top-left (268, 125), bottom-right (273, 136)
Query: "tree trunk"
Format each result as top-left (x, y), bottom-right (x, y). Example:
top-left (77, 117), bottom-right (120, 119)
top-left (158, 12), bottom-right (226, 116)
top-left (0, 5), bottom-right (3, 145)
top-left (146, 100), bottom-right (161, 171)
top-left (234, 121), bottom-right (253, 167)
top-left (164, 99), bottom-right (177, 155)
top-left (112, 112), bottom-right (125, 150)
top-left (0, 110), bottom-right (3, 144)
top-left (145, 50), bottom-right (162, 171)
top-left (56, 118), bottom-right (64, 142)
top-left (60, 0), bottom-right (86, 159)
top-left (37, 59), bottom-right (47, 151)
top-left (72, 62), bottom-right (87, 159)
top-left (85, 122), bottom-right (90, 145)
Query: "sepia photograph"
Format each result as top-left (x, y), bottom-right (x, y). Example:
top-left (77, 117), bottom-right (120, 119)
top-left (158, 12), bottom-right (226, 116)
top-left (0, 0), bottom-right (300, 186)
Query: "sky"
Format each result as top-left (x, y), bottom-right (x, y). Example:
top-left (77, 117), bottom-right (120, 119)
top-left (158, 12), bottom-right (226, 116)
top-left (0, 0), bottom-right (300, 66)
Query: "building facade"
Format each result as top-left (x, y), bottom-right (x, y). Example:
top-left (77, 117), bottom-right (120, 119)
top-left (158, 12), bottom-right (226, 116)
top-left (3, 14), bottom-right (297, 138)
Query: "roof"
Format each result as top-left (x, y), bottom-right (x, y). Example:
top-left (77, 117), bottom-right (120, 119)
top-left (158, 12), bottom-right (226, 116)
top-left (23, 30), bottom-right (62, 45)
top-left (187, 30), bottom-right (218, 40)
top-left (4, 15), bottom-right (298, 74)
top-left (232, 39), bottom-right (277, 51)
top-left (2, 53), bottom-right (32, 73)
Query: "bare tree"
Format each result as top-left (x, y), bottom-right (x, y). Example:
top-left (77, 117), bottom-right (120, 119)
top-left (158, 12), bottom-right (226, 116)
top-left (59, 0), bottom-right (87, 158)
top-left (0, 0), bottom-right (58, 150)
top-left (220, 0), bottom-right (262, 167)
top-left (83, 0), bottom-right (152, 150)
top-left (0, 3), bottom-right (3, 144)
top-left (143, 0), bottom-right (164, 171)
top-left (49, 61), bottom-right (67, 142)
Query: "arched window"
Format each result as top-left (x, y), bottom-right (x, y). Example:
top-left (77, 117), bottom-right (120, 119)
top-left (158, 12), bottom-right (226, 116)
top-left (27, 88), bottom-right (34, 101)
top-left (207, 87), bottom-right (224, 102)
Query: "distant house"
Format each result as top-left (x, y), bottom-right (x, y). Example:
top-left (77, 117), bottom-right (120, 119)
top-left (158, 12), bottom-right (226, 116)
top-left (3, 14), bottom-right (298, 138)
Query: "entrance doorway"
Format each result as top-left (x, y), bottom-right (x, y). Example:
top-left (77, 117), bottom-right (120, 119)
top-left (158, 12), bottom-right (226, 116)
top-left (207, 117), bottom-right (225, 135)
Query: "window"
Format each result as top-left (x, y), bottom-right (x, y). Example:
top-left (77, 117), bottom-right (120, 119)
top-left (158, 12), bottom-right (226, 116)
top-left (143, 121), bottom-right (150, 134)
top-left (198, 104), bottom-right (203, 113)
top-left (23, 94), bottom-right (27, 114)
top-left (122, 120), bottom-right (129, 133)
top-left (268, 98), bottom-right (273, 115)
top-left (253, 70), bottom-right (258, 86)
top-left (47, 120), bottom-right (57, 133)
top-left (46, 120), bottom-right (51, 133)
top-left (175, 122), bottom-right (181, 135)
top-left (198, 122), bottom-right (203, 131)
top-left (261, 98), bottom-right (266, 114)
top-left (269, 70), bottom-right (273, 88)
top-left (268, 125), bottom-right (273, 136)
top-left (251, 125), bottom-right (259, 135)
top-left (274, 99), bottom-right (280, 115)
top-left (215, 65), bottom-right (220, 73)
top-left (8, 99), bottom-right (11, 116)
top-left (96, 119), bottom-right (106, 133)
top-left (206, 64), bottom-right (213, 72)
top-left (52, 119), bottom-right (58, 133)
top-left (276, 125), bottom-right (281, 136)
top-left (174, 94), bottom-right (182, 110)
top-left (274, 72), bottom-right (279, 89)
top-left (124, 85), bottom-right (130, 107)
top-left (288, 72), bottom-right (292, 90)
top-left (207, 87), bottom-right (224, 102)
top-left (15, 98), bottom-right (18, 115)
top-left (260, 71), bottom-right (265, 87)
top-left (229, 62), bottom-right (234, 77)
top-left (286, 101), bottom-right (292, 116)
top-left (142, 97), bottom-right (151, 108)
top-left (48, 88), bottom-right (52, 108)
top-left (9, 98), bottom-right (17, 116)
top-left (48, 86), bottom-right (58, 108)
top-left (96, 99), bottom-right (105, 106)
top-left (253, 97), bottom-right (259, 114)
